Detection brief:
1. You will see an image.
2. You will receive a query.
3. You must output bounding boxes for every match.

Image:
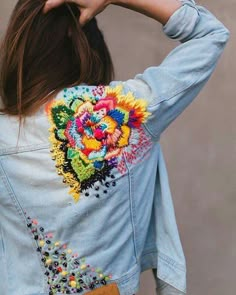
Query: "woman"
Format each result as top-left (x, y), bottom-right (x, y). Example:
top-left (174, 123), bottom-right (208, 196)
top-left (0, 0), bottom-right (229, 295)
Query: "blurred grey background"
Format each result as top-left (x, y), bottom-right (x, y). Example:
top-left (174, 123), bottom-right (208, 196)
top-left (1, 1), bottom-right (235, 295)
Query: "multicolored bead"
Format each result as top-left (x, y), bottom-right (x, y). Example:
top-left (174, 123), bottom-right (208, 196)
top-left (25, 215), bottom-right (113, 295)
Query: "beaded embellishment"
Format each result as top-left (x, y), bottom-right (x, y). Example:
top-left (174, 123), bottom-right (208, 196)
top-left (46, 85), bottom-right (152, 202)
top-left (26, 214), bottom-right (113, 295)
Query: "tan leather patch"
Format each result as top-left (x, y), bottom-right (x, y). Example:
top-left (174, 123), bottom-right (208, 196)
top-left (86, 283), bottom-right (120, 295)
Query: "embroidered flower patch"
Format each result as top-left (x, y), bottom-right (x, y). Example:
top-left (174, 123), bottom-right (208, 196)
top-left (26, 215), bottom-right (113, 295)
top-left (46, 85), bottom-right (152, 202)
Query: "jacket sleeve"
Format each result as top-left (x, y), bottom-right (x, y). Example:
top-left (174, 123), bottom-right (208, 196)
top-left (111, 0), bottom-right (230, 141)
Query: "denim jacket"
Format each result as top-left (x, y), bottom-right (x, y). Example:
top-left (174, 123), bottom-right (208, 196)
top-left (0, 1), bottom-right (229, 295)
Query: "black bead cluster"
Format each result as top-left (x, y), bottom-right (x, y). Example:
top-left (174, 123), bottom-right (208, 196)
top-left (83, 173), bottom-right (117, 199)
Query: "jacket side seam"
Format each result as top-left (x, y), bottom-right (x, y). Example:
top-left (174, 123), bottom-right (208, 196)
top-left (122, 152), bottom-right (138, 264)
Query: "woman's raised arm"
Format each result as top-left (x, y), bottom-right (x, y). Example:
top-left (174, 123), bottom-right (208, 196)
top-left (44, 0), bottom-right (181, 25)
top-left (44, 0), bottom-right (230, 140)
top-left (112, 1), bottom-right (230, 140)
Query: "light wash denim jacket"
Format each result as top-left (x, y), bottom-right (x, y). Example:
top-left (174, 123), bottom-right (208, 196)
top-left (0, 1), bottom-right (229, 295)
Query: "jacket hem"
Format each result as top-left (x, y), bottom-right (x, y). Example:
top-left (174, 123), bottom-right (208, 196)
top-left (140, 251), bottom-right (187, 294)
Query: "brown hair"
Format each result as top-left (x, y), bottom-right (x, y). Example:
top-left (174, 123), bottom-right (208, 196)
top-left (0, 0), bottom-right (114, 117)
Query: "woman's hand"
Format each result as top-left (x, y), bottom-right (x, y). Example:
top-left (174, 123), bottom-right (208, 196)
top-left (43, 0), bottom-right (112, 25)
top-left (44, 0), bottom-right (182, 26)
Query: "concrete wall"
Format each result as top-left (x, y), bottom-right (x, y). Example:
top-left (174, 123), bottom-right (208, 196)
top-left (1, 1), bottom-right (235, 295)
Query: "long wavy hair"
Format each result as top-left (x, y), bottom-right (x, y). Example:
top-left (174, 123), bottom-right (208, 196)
top-left (0, 0), bottom-right (114, 117)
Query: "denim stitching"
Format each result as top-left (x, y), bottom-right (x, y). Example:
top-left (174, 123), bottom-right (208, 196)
top-left (0, 160), bottom-right (48, 292)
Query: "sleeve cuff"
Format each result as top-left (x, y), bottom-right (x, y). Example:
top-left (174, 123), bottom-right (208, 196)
top-left (163, 0), bottom-right (199, 41)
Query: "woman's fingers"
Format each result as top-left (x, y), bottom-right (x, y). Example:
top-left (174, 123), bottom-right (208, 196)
top-left (43, 0), bottom-right (110, 26)
top-left (79, 8), bottom-right (93, 26)
top-left (43, 0), bottom-right (85, 14)
top-left (43, 0), bottom-right (64, 13)
top-left (43, 0), bottom-right (89, 25)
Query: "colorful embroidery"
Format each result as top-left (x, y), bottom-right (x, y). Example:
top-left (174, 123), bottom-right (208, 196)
top-left (26, 215), bottom-right (112, 295)
top-left (46, 85), bottom-right (152, 202)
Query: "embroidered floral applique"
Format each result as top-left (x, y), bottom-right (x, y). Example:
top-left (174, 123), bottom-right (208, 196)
top-left (25, 215), bottom-right (112, 295)
top-left (46, 85), bottom-right (152, 202)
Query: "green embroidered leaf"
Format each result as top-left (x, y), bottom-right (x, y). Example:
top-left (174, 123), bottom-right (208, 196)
top-left (67, 148), bottom-right (78, 159)
top-left (52, 105), bottom-right (74, 129)
top-left (56, 129), bottom-right (66, 140)
top-left (71, 157), bottom-right (95, 182)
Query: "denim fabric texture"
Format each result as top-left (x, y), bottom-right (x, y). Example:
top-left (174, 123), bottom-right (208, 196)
top-left (0, 1), bottom-right (229, 295)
